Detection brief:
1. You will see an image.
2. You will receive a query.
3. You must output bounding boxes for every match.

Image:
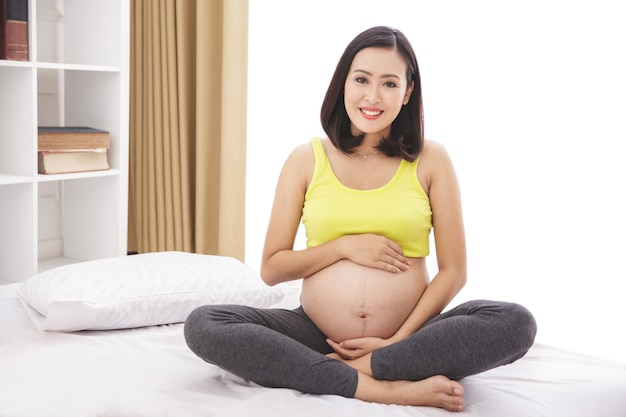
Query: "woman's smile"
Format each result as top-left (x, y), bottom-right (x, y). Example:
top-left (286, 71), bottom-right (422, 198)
top-left (360, 107), bottom-right (384, 120)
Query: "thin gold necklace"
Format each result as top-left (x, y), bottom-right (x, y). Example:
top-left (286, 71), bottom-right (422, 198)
top-left (356, 149), bottom-right (379, 159)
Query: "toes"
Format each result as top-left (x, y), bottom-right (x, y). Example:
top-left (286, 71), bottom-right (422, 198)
top-left (446, 396), bottom-right (464, 412)
top-left (450, 381), bottom-right (464, 396)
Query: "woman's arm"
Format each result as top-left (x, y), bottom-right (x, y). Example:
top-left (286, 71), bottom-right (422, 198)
top-left (260, 144), bottom-right (344, 286)
top-left (391, 140), bottom-right (467, 341)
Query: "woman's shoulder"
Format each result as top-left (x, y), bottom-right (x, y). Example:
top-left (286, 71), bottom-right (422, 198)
top-left (286, 137), bottom-right (330, 162)
top-left (416, 139), bottom-right (457, 190)
top-left (420, 138), bottom-right (447, 157)
top-left (280, 139), bottom-right (321, 179)
top-left (419, 138), bottom-right (454, 166)
top-left (286, 139), bottom-right (317, 161)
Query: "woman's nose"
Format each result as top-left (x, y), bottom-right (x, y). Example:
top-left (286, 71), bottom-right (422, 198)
top-left (365, 85), bottom-right (381, 104)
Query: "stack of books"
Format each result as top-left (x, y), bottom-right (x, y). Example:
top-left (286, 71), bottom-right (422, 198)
top-left (38, 127), bottom-right (111, 174)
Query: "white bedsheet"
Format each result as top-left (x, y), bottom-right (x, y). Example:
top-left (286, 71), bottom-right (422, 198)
top-left (1, 283), bottom-right (625, 417)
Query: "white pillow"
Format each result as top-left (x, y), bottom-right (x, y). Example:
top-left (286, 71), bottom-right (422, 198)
top-left (16, 251), bottom-right (287, 332)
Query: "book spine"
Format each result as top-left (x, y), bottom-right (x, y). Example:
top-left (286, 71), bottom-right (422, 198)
top-left (0, 0), bottom-right (29, 61)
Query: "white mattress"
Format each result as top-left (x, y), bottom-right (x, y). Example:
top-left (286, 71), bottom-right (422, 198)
top-left (1, 282), bottom-right (625, 417)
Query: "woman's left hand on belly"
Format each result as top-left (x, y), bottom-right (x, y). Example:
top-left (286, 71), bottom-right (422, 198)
top-left (326, 336), bottom-right (392, 360)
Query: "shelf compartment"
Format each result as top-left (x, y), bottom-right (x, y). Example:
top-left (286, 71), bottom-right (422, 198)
top-left (0, 183), bottom-right (35, 282)
top-left (37, 0), bottom-right (122, 67)
top-left (0, 65), bottom-right (35, 176)
top-left (37, 175), bottom-right (124, 266)
top-left (37, 69), bottom-right (122, 167)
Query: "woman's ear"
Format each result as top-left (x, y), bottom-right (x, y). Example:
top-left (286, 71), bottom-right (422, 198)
top-left (403, 81), bottom-right (414, 105)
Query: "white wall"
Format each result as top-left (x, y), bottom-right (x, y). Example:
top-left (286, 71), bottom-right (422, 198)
top-left (246, 0), bottom-right (626, 363)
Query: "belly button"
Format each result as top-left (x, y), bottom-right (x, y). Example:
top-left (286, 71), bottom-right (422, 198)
top-left (358, 312), bottom-right (367, 319)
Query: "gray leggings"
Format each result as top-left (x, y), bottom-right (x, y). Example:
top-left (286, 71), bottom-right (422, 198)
top-left (184, 300), bottom-right (536, 398)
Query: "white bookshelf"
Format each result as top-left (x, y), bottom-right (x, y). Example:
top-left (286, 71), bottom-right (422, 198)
top-left (0, 0), bottom-right (129, 283)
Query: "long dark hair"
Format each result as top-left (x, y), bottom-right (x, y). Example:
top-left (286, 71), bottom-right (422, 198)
top-left (320, 26), bottom-right (424, 161)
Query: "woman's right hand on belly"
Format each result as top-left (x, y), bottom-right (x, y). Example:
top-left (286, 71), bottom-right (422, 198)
top-left (337, 234), bottom-right (410, 273)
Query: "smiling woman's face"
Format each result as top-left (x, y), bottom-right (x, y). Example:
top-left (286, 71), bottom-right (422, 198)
top-left (343, 47), bottom-right (414, 140)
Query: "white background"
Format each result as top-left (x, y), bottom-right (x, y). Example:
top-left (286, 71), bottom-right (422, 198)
top-left (246, 0), bottom-right (626, 363)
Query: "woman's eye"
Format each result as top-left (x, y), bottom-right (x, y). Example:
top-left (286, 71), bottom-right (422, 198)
top-left (384, 81), bottom-right (398, 88)
top-left (355, 77), bottom-right (367, 84)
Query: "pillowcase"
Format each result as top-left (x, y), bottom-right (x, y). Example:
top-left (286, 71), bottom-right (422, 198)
top-left (16, 251), bottom-right (288, 332)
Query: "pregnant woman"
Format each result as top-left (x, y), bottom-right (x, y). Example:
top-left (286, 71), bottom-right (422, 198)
top-left (184, 26), bottom-right (536, 412)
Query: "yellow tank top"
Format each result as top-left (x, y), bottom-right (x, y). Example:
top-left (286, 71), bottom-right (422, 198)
top-left (302, 138), bottom-right (432, 257)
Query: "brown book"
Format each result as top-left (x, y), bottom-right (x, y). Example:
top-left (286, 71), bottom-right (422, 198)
top-left (38, 149), bottom-right (110, 174)
top-left (38, 126), bottom-right (110, 151)
top-left (0, 0), bottom-right (29, 61)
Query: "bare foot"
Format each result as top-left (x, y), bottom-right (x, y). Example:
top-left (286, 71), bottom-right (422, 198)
top-left (355, 374), bottom-right (464, 412)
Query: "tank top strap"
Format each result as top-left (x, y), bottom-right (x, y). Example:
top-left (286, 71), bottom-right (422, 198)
top-left (309, 137), bottom-right (327, 181)
top-left (310, 137), bottom-right (325, 163)
top-left (397, 156), bottom-right (419, 182)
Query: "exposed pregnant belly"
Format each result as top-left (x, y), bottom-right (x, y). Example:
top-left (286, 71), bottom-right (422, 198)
top-left (300, 258), bottom-right (429, 342)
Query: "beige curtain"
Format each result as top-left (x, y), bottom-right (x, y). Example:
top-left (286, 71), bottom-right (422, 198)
top-left (128, 0), bottom-right (248, 260)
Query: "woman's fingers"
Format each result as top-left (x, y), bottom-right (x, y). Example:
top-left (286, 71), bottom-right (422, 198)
top-left (384, 248), bottom-right (410, 271)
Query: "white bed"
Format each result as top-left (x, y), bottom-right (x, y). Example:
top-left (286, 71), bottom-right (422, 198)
top-left (1, 252), bottom-right (625, 417)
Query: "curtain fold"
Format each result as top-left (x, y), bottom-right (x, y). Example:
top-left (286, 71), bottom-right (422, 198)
top-left (129, 0), bottom-right (248, 260)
